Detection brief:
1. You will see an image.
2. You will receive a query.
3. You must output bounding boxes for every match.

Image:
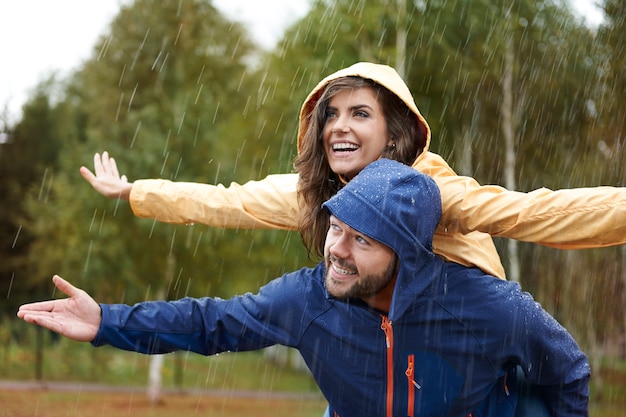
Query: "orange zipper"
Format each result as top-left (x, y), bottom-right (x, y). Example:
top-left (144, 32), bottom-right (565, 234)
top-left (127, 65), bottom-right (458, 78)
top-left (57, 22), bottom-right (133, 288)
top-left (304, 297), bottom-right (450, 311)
top-left (405, 354), bottom-right (419, 417)
top-left (381, 315), bottom-right (394, 417)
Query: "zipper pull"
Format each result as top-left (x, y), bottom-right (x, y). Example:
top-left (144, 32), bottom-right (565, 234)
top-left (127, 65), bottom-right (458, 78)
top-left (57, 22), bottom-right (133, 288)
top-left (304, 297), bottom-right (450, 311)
top-left (380, 315), bottom-right (392, 347)
top-left (405, 354), bottom-right (421, 389)
top-left (503, 370), bottom-right (510, 396)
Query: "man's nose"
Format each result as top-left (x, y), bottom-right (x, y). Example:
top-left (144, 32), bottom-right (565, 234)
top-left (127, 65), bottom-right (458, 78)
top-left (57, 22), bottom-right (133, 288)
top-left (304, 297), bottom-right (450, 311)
top-left (329, 236), bottom-right (350, 258)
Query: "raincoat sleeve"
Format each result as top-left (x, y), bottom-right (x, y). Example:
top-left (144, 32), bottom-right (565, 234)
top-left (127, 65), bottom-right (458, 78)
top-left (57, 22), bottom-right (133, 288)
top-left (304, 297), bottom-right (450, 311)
top-left (458, 268), bottom-right (591, 417)
top-left (128, 169), bottom-right (508, 278)
top-left (129, 173), bottom-right (300, 230)
top-left (509, 288), bottom-right (590, 417)
top-left (91, 273), bottom-right (311, 355)
top-left (416, 152), bottom-right (626, 249)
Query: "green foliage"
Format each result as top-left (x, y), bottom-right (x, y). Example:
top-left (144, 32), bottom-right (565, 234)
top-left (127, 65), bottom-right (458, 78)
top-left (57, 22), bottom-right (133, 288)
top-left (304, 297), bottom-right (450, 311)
top-left (595, 0), bottom-right (626, 184)
top-left (0, 81), bottom-right (73, 312)
top-left (399, 0), bottom-right (598, 189)
top-left (14, 0), bottom-right (310, 306)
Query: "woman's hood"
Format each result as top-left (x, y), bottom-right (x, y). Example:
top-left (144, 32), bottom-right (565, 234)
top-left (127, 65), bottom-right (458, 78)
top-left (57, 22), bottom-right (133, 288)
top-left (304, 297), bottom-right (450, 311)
top-left (297, 62), bottom-right (431, 155)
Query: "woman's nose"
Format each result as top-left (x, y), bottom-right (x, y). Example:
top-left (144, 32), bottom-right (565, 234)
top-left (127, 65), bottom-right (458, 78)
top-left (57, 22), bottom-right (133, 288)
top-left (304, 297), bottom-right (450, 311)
top-left (331, 116), bottom-right (350, 133)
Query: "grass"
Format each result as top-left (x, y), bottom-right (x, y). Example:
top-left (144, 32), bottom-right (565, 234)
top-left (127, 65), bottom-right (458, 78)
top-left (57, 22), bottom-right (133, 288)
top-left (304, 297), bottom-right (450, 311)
top-left (0, 390), bottom-right (327, 417)
top-left (1, 333), bottom-right (320, 393)
top-left (0, 389), bottom-right (624, 417)
top-left (1, 332), bottom-right (327, 416)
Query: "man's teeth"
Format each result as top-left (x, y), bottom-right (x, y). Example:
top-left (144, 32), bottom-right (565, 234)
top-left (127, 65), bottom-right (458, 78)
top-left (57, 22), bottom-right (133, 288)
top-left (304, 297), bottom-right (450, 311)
top-left (334, 264), bottom-right (356, 275)
top-left (333, 143), bottom-right (359, 151)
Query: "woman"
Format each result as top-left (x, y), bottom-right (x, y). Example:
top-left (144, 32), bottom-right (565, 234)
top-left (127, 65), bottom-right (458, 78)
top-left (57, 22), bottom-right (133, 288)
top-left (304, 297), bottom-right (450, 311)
top-left (81, 62), bottom-right (626, 279)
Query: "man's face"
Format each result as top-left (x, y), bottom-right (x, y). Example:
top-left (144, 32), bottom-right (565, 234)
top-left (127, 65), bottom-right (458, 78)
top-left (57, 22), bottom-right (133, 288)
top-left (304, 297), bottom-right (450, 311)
top-left (323, 215), bottom-right (398, 306)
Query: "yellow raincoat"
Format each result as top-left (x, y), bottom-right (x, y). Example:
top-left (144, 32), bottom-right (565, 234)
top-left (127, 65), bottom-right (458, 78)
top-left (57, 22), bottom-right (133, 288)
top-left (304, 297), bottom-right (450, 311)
top-left (129, 63), bottom-right (626, 279)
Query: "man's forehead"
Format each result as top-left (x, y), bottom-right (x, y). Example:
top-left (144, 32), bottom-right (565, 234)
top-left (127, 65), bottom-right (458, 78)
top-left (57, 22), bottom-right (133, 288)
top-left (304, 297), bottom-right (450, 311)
top-left (329, 215), bottom-right (350, 229)
top-left (329, 215), bottom-right (377, 242)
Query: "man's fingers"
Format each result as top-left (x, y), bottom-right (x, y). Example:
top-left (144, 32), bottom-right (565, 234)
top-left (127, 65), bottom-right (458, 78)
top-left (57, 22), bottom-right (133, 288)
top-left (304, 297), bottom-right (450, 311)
top-left (21, 313), bottom-right (64, 334)
top-left (52, 275), bottom-right (81, 298)
top-left (17, 275), bottom-right (75, 314)
top-left (17, 300), bottom-right (58, 315)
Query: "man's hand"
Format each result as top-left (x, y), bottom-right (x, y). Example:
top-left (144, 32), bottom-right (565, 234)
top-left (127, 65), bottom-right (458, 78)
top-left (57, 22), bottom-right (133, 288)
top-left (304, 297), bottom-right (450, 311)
top-left (17, 275), bottom-right (102, 342)
top-left (80, 151), bottom-right (132, 200)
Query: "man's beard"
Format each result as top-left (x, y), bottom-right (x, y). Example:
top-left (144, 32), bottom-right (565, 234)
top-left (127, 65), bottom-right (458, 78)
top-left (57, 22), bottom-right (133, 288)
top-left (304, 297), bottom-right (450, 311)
top-left (325, 255), bottom-right (398, 300)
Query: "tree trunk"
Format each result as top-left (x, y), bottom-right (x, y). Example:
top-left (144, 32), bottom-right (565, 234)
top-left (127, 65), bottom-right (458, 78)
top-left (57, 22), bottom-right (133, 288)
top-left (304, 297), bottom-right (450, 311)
top-left (147, 254), bottom-right (175, 404)
top-left (395, 0), bottom-right (407, 79)
top-left (35, 326), bottom-right (43, 380)
top-left (501, 35), bottom-right (520, 282)
top-left (148, 354), bottom-right (165, 404)
top-left (622, 245), bottom-right (626, 358)
top-left (458, 102), bottom-right (480, 176)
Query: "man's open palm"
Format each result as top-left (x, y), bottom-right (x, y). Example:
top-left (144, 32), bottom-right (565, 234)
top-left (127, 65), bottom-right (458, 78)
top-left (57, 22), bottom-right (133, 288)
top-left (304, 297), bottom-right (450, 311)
top-left (17, 275), bottom-right (101, 342)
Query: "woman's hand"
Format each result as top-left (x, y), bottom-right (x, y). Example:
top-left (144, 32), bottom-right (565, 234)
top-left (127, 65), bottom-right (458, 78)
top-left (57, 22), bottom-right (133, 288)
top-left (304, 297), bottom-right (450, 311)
top-left (80, 151), bottom-right (132, 200)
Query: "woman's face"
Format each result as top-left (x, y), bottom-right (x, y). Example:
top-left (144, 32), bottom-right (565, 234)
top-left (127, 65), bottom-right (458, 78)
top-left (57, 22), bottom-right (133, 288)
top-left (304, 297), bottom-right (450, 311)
top-left (322, 87), bottom-right (392, 179)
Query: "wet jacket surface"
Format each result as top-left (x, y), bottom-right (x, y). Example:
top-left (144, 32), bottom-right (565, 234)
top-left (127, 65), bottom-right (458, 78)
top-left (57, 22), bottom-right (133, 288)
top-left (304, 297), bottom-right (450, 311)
top-left (99, 160), bottom-right (590, 417)
top-left (129, 62), bottom-right (626, 279)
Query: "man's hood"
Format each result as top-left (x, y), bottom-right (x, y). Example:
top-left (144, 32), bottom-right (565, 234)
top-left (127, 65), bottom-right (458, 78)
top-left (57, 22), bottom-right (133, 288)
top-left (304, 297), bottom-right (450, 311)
top-left (323, 159), bottom-right (442, 313)
top-left (298, 62), bottom-right (431, 155)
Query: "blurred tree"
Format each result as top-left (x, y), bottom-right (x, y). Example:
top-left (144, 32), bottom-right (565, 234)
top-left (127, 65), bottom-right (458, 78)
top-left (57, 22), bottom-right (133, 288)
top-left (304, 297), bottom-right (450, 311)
top-left (21, 0), bottom-right (308, 310)
top-left (0, 81), bottom-right (76, 379)
top-left (596, 0), bottom-right (626, 183)
top-left (0, 81), bottom-right (71, 315)
top-left (596, 0), bottom-right (626, 359)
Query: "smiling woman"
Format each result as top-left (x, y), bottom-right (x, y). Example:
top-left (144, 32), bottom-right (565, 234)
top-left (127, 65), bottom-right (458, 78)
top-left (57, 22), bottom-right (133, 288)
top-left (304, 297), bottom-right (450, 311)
top-left (322, 87), bottom-right (393, 180)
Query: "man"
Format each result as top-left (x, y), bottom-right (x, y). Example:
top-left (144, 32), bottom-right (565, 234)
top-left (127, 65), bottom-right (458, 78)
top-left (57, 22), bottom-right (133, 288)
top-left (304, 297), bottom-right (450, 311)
top-left (18, 159), bottom-right (589, 417)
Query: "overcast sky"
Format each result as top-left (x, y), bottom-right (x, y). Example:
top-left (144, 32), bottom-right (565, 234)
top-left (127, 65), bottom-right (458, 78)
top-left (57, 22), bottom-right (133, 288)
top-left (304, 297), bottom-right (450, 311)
top-left (0, 0), bottom-right (602, 124)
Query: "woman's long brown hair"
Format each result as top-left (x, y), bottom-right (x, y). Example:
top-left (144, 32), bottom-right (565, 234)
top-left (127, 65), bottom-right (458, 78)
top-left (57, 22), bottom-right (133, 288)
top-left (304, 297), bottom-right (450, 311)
top-left (294, 76), bottom-right (427, 258)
